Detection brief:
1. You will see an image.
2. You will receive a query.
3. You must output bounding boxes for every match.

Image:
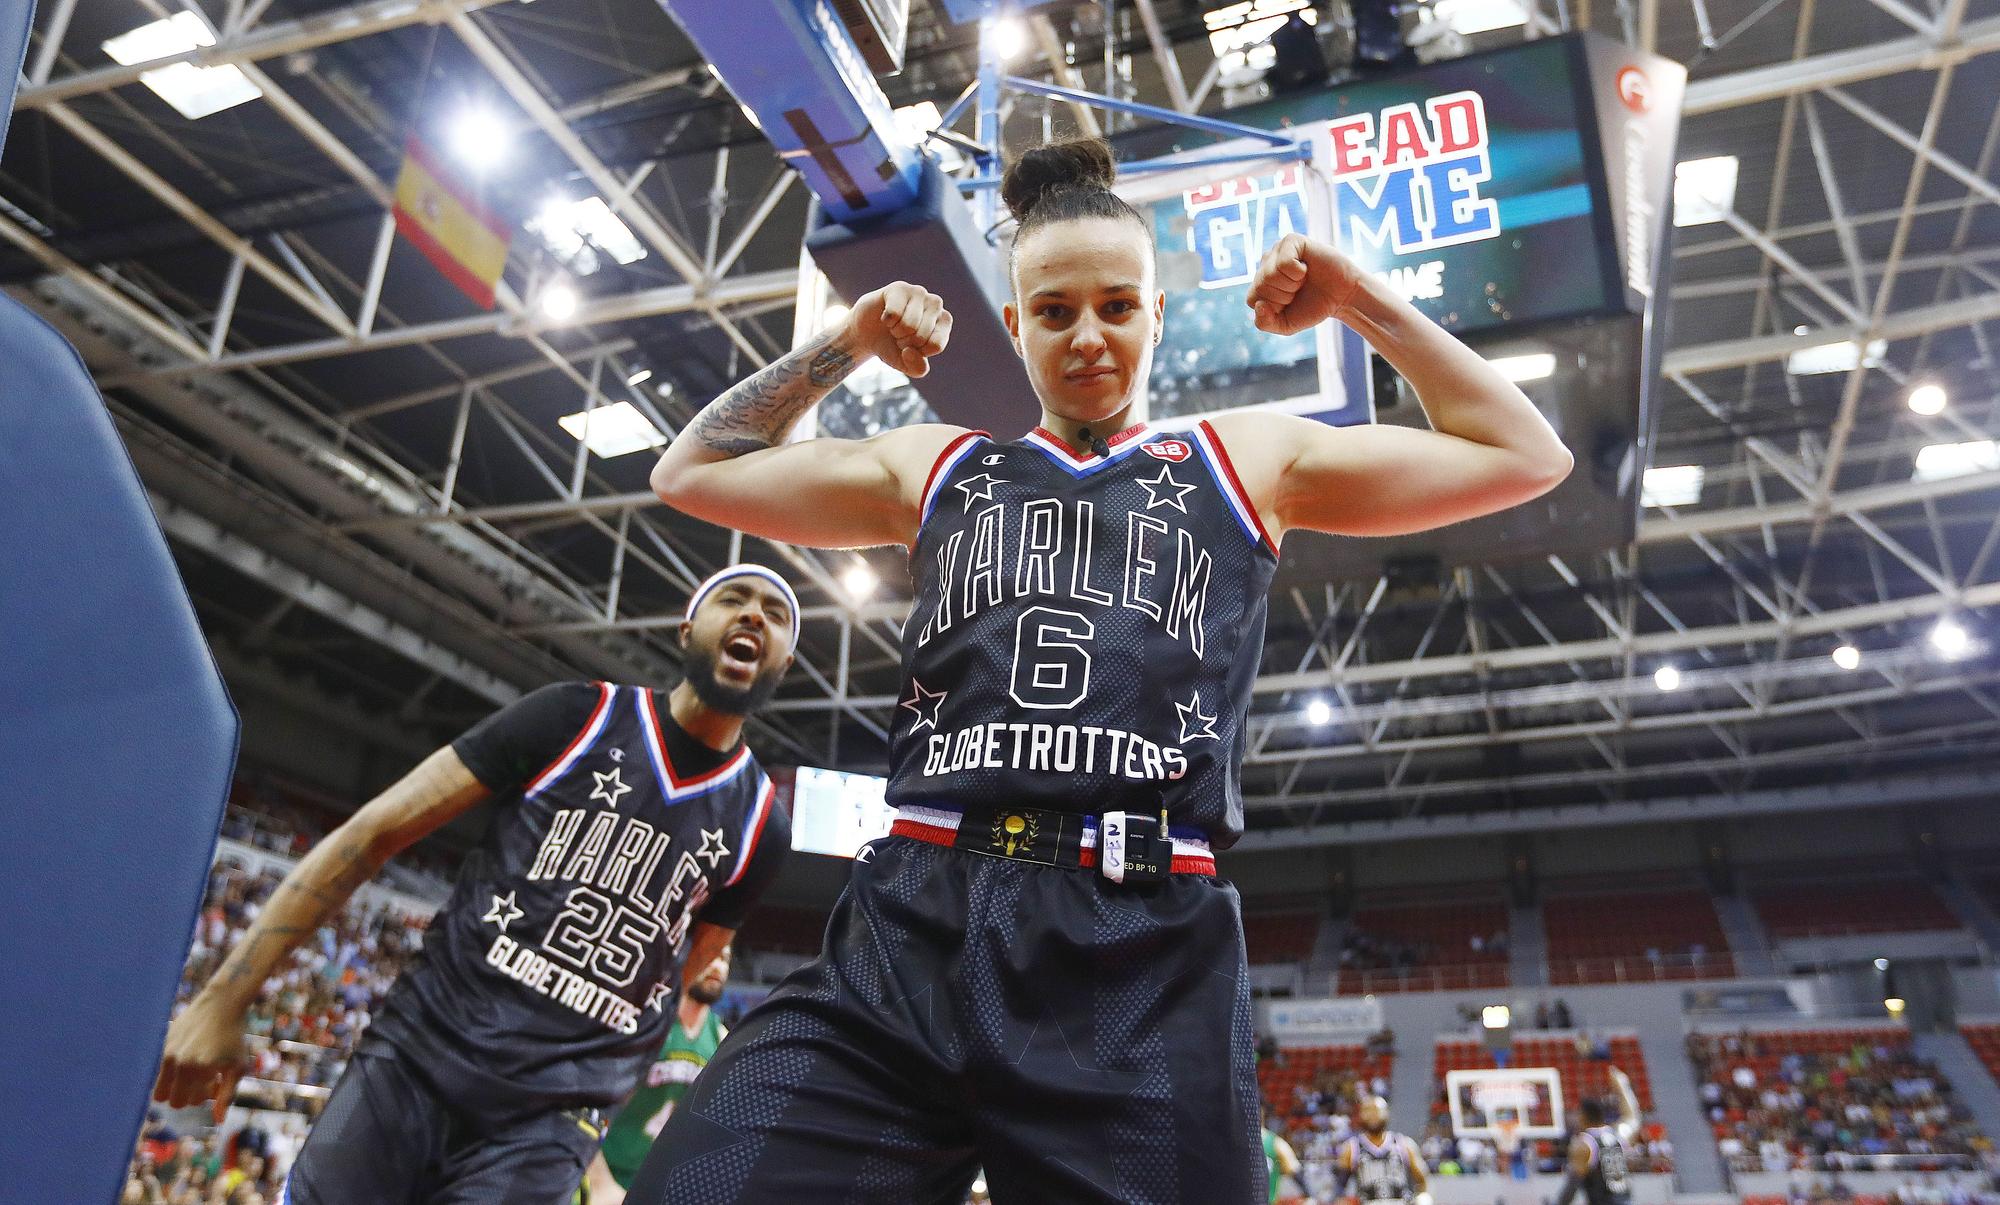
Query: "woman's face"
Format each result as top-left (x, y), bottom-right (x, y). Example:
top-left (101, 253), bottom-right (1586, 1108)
top-left (1004, 216), bottom-right (1165, 427)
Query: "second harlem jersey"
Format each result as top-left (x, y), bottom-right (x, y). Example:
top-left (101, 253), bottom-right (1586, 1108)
top-left (366, 682), bottom-right (784, 1118)
top-left (888, 421), bottom-right (1278, 846)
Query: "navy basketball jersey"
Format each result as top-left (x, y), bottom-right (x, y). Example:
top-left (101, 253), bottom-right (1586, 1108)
top-left (1582, 1125), bottom-right (1634, 1205)
top-left (368, 683), bottom-right (776, 1114)
top-left (1347, 1132), bottom-right (1417, 1203)
top-left (888, 421), bottom-right (1278, 844)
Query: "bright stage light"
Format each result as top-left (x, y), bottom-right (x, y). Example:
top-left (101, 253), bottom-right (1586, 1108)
top-left (1306, 698), bottom-right (1333, 726)
top-left (986, 15), bottom-right (1028, 60)
top-left (103, 13), bottom-right (263, 120)
top-left (1832, 645), bottom-right (1861, 671)
top-left (1913, 439), bottom-right (2000, 482)
top-left (1654, 664), bottom-right (1681, 692)
top-left (529, 195), bottom-right (646, 273)
top-left (540, 280), bottom-right (580, 322)
top-left (1482, 1005), bottom-right (1511, 1029)
top-left (1787, 338), bottom-right (1885, 376)
top-left (1907, 383), bottom-right (1949, 416)
top-left (1673, 156), bottom-right (1739, 227)
top-left (1486, 352), bottom-right (1556, 383)
top-left (1874, 957), bottom-right (1890, 971)
top-left (1641, 465), bottom-right (1704, 508)
top-left (1434, 0), bottom-right (1529, 35)
top-left (625, 368), bottom-right (653, 387)
top-left (446, 106), bottom-right (512, 172)
top-left (842, 560), bottom-right (879, 602)
top-left (1929, 618), bottom-right (1971, 659)
top-left (557, 401), bottom-right (667, 458)
top-left (1884, 997), bottom-right (1906, 1014)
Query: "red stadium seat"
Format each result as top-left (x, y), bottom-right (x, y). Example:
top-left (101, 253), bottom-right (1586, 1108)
top-left (1338, 896), bottom-right (1511, 994)
top-left (1754, 879), bottom-right (1960, 938)
top-left (1243, 910), bottom-right (1324, 965)
top-left (1543, 889), bottom-right (1732, 985)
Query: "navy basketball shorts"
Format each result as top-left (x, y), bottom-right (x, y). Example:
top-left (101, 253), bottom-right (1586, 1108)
top-left (278, 1044), bottom-right (603, 1205)
top-left (626, 826), bottom-right (1265, 1203)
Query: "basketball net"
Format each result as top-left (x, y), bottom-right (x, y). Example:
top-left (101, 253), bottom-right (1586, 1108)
top-left (1493, 1117), bottom-right (1522, 1158)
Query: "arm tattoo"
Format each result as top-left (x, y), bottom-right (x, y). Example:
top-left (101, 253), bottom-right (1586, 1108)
top-left (690, 327), bottom-right (858, 456)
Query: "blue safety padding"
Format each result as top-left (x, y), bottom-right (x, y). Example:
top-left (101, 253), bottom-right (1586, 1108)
top-left (667, 0), bottom-right (922, 222)
top-left (806, 155), bottom-right (1038, 435)
top-left (0, 5), bottom-right (241, 1202)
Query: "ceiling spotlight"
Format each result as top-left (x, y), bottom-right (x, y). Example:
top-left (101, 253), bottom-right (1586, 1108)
top-left (1874, 958), bottom-right (1890, 971)
top-left (1929, 617), bottom-right (1971, 658)
top-left (540, 281), bottom-right (580, 322)
top-left (1654, 664), bottom-right (1682, 692)
top-left (1908, 383), bottom-right (1948, 416)
top-left (1306, 698), bottom-right (1333, 726)
top-left (1832, 644), bottom-right (1861, 671)
top-left (1884, 996), bottom-right (1907, 1015)
top-left (625, 368), bottom-right (653, 387)
top-left (986, 15), bottom-right (1028, 60)
top-left (841, 560), bottom-right (879, 603)
top-left (446, 105), bottom-right (511, 172)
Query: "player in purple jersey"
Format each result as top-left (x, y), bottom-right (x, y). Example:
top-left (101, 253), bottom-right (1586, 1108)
top-left (152, 566), bottom-right (799, 1205)
top-left (638, 137), bottom-right (1570, 1203)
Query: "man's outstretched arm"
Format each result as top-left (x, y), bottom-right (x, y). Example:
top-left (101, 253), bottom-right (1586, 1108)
top-left (154, 747), bottom-right (489, 1108)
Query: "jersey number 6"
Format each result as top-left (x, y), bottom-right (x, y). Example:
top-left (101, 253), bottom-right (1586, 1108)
top-left (1009, 606), bottom-right (1095, 710)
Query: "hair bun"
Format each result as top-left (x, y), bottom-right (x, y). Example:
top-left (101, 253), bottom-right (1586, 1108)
top-left (1000, 138), bottom-right (1119, 222)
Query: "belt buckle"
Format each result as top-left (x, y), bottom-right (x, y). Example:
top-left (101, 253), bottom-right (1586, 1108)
top-left (953, 806), bottom-right (1067, 866)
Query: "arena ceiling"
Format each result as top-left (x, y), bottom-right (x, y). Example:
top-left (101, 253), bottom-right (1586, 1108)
top-left (7, 0), bottom-right (2000, 844)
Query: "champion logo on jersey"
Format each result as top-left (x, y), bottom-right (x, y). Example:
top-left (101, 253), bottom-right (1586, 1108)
top-left (1142, 439), bottom-right (1192, 462)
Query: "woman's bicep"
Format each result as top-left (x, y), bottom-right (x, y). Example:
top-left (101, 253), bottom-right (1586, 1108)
top-left (1277, 422), bottom-right (1562, 538)
top-left (655, 437), bottom-right (910, 548)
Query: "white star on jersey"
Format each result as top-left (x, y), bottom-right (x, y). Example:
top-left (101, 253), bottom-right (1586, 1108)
top-left (696, 827), bottom-right (731, 868)
top-left (590, 766), bottom-right (631, 807)
top-left (644, 981), bottom-right (671, 1013)
top-left (900, 679), bottom-right (949, 731)
top-left (955, 473), bottom-right (1005, 509)
top-left (1176, 692), bottom-right (1220, 742)
top-left (1137, 463), bottom-right (1198, 513)
top-left (483, 891), bottom-right (524, 932)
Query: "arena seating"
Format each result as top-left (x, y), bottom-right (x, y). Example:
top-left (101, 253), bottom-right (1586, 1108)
top-left (1754, 879), bottom-right (1961, 938)
top-left (1689, 1025), bottom-right (1988, 1173)
top-left (1958, 1023), bottom-right (2000, 1088)
top-left (1543, 889), bottom-right (1734, 984)
top-left (1244, 910), bottom-right (1324, 965)
top-left (1258, 1042), bottom-right (1394, 1128)
top-left (1339, 898), bottom-right (1510, 994)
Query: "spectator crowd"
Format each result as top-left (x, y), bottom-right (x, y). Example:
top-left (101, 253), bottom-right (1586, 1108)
top-left (1692, 1031), bottom-right (1994, 1173)
top-left (122, 837), bottom-right (435, 1200)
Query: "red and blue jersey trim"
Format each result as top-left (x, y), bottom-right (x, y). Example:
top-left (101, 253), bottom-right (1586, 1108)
top-left (918, 430), bottom-right (992, 524)
top-left (1191, 420), bottom-right (1279, 556)
top-left (635, 686), bottom-right (754, 801)
top-left (523, 681), bottom-right (616, 798)
top-left (1021, 422), bottom-right (1153, 476)
top-left (724, 776), bottom-right (777, 887)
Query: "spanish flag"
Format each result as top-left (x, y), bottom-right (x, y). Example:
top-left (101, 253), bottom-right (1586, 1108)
top-left (393, 135), bottom-right (510, 310)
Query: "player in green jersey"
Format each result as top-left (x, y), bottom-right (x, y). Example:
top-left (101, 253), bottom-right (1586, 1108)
top-left (583, 944), bottom-right (734, 1203)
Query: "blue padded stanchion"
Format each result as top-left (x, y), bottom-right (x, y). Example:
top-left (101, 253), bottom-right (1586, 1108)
top-left (0, 4), bottom-right (241, 1202)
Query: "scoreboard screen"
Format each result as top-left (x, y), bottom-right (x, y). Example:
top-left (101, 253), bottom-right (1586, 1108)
top-left (1299, 36), bottom-right (1623, 333)
top-left (789, 765), bottom-right (896, 859)
top-left (1124, 35), bottom-right (1638, 430)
